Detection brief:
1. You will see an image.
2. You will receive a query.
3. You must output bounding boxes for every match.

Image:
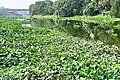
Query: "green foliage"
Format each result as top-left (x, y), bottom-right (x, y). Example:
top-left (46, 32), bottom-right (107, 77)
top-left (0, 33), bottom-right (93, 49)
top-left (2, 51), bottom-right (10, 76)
top-left (29, 0), bottom-right (113, 16)
top-left (83, 0), bottom-right (112, 16)
top-left (29, 4), bottom-right (39, 15)
top-left (53, 0), bottom-right (84, 17)
top-left (0, 18), bottom-right (120, 79)
top-left (32, 15), bottom-right (120, 25)
top-left (29, 0), bottom-right (53, 15)
top-left (32, 15), bottom-right (120, 47)
top-left (83, 1), bottom-right (101, 16)
top-left (111, 0), bottom-right (120, 18)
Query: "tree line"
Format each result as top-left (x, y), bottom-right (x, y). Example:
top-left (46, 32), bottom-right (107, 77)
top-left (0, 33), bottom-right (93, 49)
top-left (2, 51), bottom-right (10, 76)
top-left (29, 0), bottom-right (120, 18)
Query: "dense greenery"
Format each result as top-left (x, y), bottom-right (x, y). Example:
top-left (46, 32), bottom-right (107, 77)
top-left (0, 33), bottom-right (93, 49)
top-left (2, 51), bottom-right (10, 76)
top-left (0, 18), bottom-right (120, 79)
top-left (29, 0), bottom-right (54, 16)
top-left (53, 0), bottom-right (85, 16)
top-left (31, 15), bottom-right (120, 47)
top-left (29, 0), bottom-right (120, 17)
top-left (111, 0), bottom-right (120, 18)
top-left (29, 0), bottom-right (120, 47)
top-left (0, 0), bottom-right (120, 79)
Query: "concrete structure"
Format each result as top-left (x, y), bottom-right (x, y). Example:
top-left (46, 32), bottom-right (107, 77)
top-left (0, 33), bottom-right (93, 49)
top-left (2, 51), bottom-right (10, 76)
top-left (6, 9), bottom-right (29, 15)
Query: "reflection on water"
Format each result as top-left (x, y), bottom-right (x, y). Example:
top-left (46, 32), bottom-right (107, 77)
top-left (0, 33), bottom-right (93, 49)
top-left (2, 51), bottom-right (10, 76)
top-left (30, 18), bottom-right (120, 47)
top-left (30, 19), bottom-right (88, 37)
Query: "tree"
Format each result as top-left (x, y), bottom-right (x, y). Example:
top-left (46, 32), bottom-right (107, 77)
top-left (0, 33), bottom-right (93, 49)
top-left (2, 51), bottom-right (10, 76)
top-left (83, 1), bottom-right (102, 16)
top-left (53, 0), bottom-right (84, 17)
top-left (29, 0), bottom-right (112, 16)
top-left (29, 0), bottom-right (54, 15)
top-left (83, 0), bottom-right (111, 16)
top-left (111, 0), bottom-right (120, 18)
top-left (29, 4), bottom-right (39, 15)
top-left (101, 0), bottom-right (111, 11)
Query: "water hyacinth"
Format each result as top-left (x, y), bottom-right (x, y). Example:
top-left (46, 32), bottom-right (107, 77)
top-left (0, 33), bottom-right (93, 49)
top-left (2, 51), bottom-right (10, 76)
top-left (0, 18), bottom-right (120, 79)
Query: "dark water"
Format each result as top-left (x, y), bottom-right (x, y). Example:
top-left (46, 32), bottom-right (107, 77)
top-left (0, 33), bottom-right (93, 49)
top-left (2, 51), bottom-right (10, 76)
top-left (30, 18), bottom-right (120, 47)
top-left (30, 18), bottom-right (88, 37)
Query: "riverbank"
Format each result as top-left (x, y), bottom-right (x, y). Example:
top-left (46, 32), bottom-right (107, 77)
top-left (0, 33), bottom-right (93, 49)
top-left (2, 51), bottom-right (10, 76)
top-left (31, 15), bottom-right (120, 47)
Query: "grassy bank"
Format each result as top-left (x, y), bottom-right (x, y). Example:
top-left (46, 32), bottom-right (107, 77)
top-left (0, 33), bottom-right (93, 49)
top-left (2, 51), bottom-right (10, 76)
top-left (31, 15), bottom-right (120, 47)
top-left (31, 15), bottom-right (120, 24)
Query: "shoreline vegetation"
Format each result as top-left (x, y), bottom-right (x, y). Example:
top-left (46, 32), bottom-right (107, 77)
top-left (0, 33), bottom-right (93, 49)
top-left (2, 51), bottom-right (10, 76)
top-left (31, 15), bottom-right (120, 47)
top-left (31, 15), bottom-right (120, 24)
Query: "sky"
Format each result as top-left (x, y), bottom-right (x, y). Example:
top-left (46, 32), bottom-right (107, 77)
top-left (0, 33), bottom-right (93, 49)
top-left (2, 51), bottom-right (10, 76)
top-left (0, 0), bottom-right (55, 9)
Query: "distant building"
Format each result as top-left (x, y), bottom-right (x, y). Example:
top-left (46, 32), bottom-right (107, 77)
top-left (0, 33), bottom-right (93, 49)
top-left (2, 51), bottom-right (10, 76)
top-left (6, 9), bottom-right (29, 16)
